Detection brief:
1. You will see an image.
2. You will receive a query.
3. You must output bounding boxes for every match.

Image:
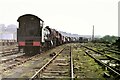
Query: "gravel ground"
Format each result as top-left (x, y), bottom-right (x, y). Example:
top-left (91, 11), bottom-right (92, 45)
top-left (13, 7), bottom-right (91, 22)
top-left (1, 44), bottom-right (67, 78)
top-left (0, 44), bottom-right (17, 52)
top-left (1, 43), bottom-right (109, 79)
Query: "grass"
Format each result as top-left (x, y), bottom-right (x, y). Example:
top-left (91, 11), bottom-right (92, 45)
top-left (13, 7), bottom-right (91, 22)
top-left (72, 47), bottom-right (105, 79)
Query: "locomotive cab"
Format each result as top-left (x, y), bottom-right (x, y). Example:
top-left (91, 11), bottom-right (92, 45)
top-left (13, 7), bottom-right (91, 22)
top-left (17, 14), bottom-right (44, 55)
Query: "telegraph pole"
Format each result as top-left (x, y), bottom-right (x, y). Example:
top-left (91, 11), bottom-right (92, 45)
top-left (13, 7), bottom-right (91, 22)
top-left (92, 25), bottom-right (94, 41)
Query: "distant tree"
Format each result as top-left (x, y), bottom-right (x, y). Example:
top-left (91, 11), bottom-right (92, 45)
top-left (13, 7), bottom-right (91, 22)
top-left (100, 35), bottom-right (118, 44)
top-left (115, 37), bottom-right (120, 48)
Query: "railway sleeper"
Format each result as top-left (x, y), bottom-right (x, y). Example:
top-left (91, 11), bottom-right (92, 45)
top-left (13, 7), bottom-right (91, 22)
top-left (42, 72), bottom-right (68, 76)
top-left (41, 75), bottom-right (70, 78)
top-left (54, 59), bottom-right (67, 63)
top-left (44, 70), bottom-right (68, 74)
top-left (45, 67), bottom-right (68, 71)
top-left (8, 64), bottom-right (17, 69)
top-left (56, 63), bottom-right (69, 66)
top-left (2, 61), bottom-right (26, 72)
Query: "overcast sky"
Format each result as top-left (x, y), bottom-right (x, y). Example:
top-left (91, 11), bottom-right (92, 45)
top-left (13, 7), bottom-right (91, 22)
top-left (0, 0), bottom-right (119, 36)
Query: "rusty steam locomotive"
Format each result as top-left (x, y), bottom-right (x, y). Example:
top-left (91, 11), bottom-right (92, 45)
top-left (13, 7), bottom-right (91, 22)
top-left (17, 14), bottom-right (84, 55)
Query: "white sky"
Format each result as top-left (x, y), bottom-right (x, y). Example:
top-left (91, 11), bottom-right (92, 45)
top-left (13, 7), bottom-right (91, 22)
top-left (0, 0), bottom-right (119, 36)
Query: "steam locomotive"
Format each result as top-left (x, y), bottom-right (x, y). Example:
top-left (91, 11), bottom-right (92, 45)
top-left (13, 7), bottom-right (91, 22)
top-left (17, 14), bottom-right (85, 55)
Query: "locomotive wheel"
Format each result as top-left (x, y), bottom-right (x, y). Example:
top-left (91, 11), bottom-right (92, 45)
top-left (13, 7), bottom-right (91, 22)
top-left (24, 46), bottom-right (40, 56)
top-left (18, 46), bottom-right (24, 53)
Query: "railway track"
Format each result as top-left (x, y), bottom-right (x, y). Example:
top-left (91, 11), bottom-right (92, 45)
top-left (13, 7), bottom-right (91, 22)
top-left (2, 43), bottom-right (119, 79)
top-left (81, 45), bottom-right (120, 79)
top-left (100, 49), bottom-right (120, 55)
top-left (0, 47), bottom-right (18, 57)
top-left (0, 46), bottom-right (28, 72)
top-left (1, 44), bottom-right (70, 78)
top-left (84, 46), bottom-right (120, 62)
top-left (1, 54), bottom-right (33, 72)
top-left (30, 46), bottom-right (73, 79)
top-left (0, 46), bottom-right (25, 64)
top-left (1, 47), bottom-right (42, 72)
top-left (88, 43), bottom-right (120, 55)
top-left (82, 43), bottom-right (120, 63)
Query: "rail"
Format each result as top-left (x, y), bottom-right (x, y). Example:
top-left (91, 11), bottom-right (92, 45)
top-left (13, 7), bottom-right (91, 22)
top-left (81, 44), bottom-right (120, 77)
top-left (104, 49), bottom-right (120, 55)
top-left (82, 45), bottom-right (120, 63)
top-left (85, 50), bottom-right (120, 76)
top-left (1, 48), bottom-right (18, 57)
top-left (70, 46), bottom-right (74, 79)
top-left (29, 47), bottom-right (66, 80)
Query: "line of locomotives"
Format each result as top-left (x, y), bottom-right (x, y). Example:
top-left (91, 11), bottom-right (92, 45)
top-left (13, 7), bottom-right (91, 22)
top-left (17, 14), bottom-right (87, 55)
